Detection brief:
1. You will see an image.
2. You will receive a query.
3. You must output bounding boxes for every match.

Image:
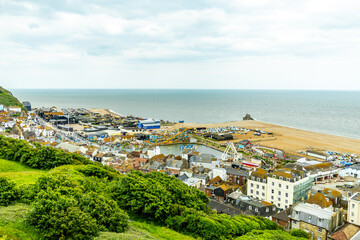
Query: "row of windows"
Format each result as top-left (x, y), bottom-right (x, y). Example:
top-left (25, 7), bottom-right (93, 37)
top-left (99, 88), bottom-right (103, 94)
top-left (270, 189), bottom-right (289, 197)
top-left (271, 181), bottom-right (290, 189)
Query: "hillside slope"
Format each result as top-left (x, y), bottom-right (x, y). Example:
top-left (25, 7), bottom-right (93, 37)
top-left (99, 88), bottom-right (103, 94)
top-left (0, 86), bottom-right (23, 108)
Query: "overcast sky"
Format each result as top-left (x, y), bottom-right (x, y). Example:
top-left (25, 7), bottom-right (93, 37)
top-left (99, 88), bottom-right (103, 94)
top-left (1, 0), bottom-right (360, 89)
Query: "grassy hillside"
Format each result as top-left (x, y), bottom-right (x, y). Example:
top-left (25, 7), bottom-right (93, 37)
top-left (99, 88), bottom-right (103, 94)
top-left (0, 204), bottom-right (195, 240)
top-left (0, 159), bottom-right (46, 185)
top-left (0, 86), bottom-right (23, 107)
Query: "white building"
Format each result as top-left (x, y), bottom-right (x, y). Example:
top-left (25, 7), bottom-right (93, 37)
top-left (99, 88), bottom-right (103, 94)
top-left (348, 193), bottom-right (360, 225)
top-left (340, 164), bottom-right (360, 178)
top-left (7, 106), bottom-right (22, 113)
top-left (248, 168), bottom-right (313, 209)
top-left (212, 168), bottom-right (228, 181)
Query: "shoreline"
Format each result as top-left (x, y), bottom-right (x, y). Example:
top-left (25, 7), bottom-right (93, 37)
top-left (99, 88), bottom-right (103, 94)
top-left (89, 108), bottom-right (360, 155)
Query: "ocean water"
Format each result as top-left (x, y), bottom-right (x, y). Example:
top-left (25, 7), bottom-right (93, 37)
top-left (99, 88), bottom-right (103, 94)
top-left (11, 89), bottom-right (360, 139)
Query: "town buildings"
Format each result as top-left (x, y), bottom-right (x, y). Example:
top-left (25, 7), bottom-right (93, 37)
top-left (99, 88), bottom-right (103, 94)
top-left (247, 168), bottom-right (313, 209)
top-left (348, 193), bottom-right (360, 226)
top-left (290, 202), bottom-right (344, 240)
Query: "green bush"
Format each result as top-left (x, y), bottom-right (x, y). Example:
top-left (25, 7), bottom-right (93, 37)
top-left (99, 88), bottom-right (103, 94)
top-left (290, 229), bottom-right (310, 239)
top-left (78, 192), bottom-right (129, 232)
top-left (27, 190), bottom-right (99, 240)
top-left (0, 177), bottom-right (18, 206)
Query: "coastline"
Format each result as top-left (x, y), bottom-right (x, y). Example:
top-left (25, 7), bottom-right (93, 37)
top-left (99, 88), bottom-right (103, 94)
top-left (165, 120), bottom-right (360, 155)
top-left (88, 108), bottom-right (360, 155)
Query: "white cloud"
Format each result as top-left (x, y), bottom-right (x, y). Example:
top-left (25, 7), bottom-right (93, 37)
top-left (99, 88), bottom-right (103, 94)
top-left (1, 0), bottom-right (360, 89)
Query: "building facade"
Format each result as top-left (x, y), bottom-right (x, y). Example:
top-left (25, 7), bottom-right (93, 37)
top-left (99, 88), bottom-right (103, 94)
top-left (348, 193), bottom-right (360, 225)
top-left (247, 168), bottom-right (313, 209)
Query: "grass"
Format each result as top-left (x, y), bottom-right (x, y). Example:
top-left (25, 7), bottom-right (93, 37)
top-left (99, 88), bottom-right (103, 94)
top-left (0, 203), bottom-right (194, 240)
top-left (0, 159), bottom-right (46, 185)
top-left (0, 204), bottom-right (40, 240)
top-left (0, 87), bottom-right (22, 108)
top-left (95, 220), bottom-right (195, 240)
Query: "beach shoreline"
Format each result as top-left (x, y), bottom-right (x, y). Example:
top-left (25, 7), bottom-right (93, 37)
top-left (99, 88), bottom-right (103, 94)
top-left (88, 108), bottom-right (360, 155)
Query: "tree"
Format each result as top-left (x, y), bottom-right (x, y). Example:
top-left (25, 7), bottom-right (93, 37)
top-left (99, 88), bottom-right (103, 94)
top-left (0, 177), bottom-right (18, 206)
top-left (290, 229), bottom-right (310, 239)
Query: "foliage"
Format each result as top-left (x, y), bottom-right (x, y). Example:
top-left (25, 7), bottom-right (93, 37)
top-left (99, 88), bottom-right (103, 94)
top-left (27, 189), bottom-right (99, 240)
top-left (0, 177), bottom-right (18, 207)
top-left (0, 136), bottom-right (93, 170)
top-left (78, 192), bottom-right (129, 232)
top-left (110, 171), bottom-right (280, 240)
top-left (290, 229), bottom-right (310, 239)
top-left (26, 167), bottom-right (129, 239)
top-left (236, 229), bottom-right (308, 240)
top-left (0, 87), bottom-right (23, 108)
top-left (110, 171), bottom-right (209, 221)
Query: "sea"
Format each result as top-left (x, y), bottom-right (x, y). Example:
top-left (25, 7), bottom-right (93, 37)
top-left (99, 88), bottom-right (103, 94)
top-left (11, 89), bottom-right (360, 139)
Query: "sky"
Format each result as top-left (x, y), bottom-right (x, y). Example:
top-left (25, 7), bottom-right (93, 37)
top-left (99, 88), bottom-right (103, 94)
top-left (1, 0), bottom-right (360, 89)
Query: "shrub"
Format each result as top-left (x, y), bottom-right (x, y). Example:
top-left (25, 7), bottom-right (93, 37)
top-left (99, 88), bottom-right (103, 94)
top-left (290, 229), bottom-right (310, 239)
top-left (0, 177), bottom-right (18, 206)
top-left (27, 190), bottom-right (99, 240)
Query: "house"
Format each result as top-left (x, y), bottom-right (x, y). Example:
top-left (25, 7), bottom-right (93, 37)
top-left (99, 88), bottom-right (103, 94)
top-left (340, 164), bottom-right (360, 178)
top-left (348, 193), bottom-right (360, 226)
top-left (165, 159), bottom-right (184, 176)
top-left (189, 153), bottom-right (219, 169)
top-left (212, 167), bottom-right (228, 181)
top-left (290, 202), bottom-right (344, 240)
top-left (7, 106), bottom-right (21, 113)
top-left (94, 153), bottom-right (104, 162)
top-left (192, 173), bottom-right (208, 185)
top-left (227, 191), bottom-right (277, 217)
top-left (247, 168), bottom-right (313, 209)
top-left (328, 223), bottom-right (360, 240)
top-left (213, 185), bottom-right (230, 202)
top-left (272, 209), bottom-right (291, 229)
top-left (182, 177), bottom-right (202, 188)
top-left (205, 185), bottom-right (217, 198)
top-left (208, 199), bottom-right (242, 216)
top-left (209, 176), bottom-right (223, 185)
top-left (137, 119), bottom-right (160, 130)
top-left (225, 167), bottom-right (248, 185)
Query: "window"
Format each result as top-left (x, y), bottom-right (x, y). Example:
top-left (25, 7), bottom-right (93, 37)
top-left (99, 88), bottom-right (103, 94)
top-left (262, 186), bottom-right (265, 190)
top-left (256, 184), bottom-right (259, 189)
top-left (285, 200), bottom-right (288, 203)
top-left (273, 207), bottom-right (276, 211)
top-left (252, 177), bottom-right (255, 180)
top-left (308, 216), bottom-right (312, 221)
top-left (279, 184), bottom-right (282, 188)
top-left (352, 212), bottom-right (355, 216)
top-left (272, 182), bottom-right (274, 186)
top-left (285, 205), bottom-right (288, 209)
top-left (319, 219), bottom-right (322, 223)
top-left (251, 183), bottom-right (254, 187)
top-left (249, 206), bottom-right (252, 210)
top-left (272, 189), bottom-right (274, 194)
top-left (255, 208), bottom-right (259, 212)
top-left (353, 204), bottom-right (355, 208)
top-left (285, 193), bottom-right (288, 197)
top-left (293, 220), bottom-right (297, 224)
top-left (286, 178), bottom-right (290, 182)
top-left (318, 228), bottom-right (322, 233)
top-left (256, 191), bottom-right (259, 195)
top-left (271, 196), bottom-right (274, 200)
top-left (278, 198), bottom-right (281, 201)
top-left (263, 179), bottom-right (266, 183)
top-left (257, 178), bottom-right (260, 182)
top-left (262, 193), bottom-right (265, 197)
top-left (250, 190), bottom-right (253, 194)
top-left (278, 203), bottom-right (280, 207)
top-left (278, 191), bottom-right (281, 195)
top-left (286, 185), bottom-right (289, 189)
top-left (295, 211), bottom-right (299, 215)
top-left (279, 176), bottom-right (283, 180)
top-left (266, 208), bottom-right (269, 212)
